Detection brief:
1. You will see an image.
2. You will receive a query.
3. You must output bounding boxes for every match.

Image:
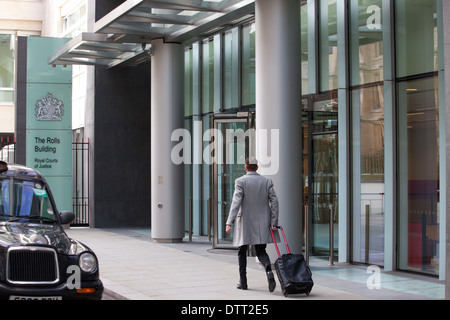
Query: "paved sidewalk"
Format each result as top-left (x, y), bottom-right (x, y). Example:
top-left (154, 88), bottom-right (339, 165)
top-left (65, 227), bottom-right (445, 301)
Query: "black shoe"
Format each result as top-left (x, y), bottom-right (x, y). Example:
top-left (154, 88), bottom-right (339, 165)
top-left (237, 282), bottom-right (248, 290)
top-left (267, 271), bottom-right (276, 292)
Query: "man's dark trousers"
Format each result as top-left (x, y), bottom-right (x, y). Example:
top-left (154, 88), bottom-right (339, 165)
top-left (238, 244), bottom-right (272, 284)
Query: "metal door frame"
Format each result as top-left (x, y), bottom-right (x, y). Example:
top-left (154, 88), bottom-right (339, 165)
top-left (211, 114), bottom-right (251, 248)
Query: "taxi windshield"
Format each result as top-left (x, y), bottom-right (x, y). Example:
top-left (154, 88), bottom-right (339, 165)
top-left (0, 178), bottom-right (57, 222)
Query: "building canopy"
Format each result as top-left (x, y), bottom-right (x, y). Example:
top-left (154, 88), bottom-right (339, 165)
top-left (49, 0), bottom-right (255, 68)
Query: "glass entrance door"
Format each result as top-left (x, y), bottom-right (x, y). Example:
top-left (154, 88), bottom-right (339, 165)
top-left (212, 116), bottom-right (252, 248)
top-left (303, 93), bottom-right (339, 259)
top-left (311, 132), bottom-right (338, 256)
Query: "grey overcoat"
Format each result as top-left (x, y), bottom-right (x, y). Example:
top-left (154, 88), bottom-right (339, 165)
top-left (226, 172), bottom-right (279, 247)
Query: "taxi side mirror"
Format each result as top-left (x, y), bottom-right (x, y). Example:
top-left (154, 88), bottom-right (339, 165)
top-left (0, 161), bottom-right (7, 173)
top-left (60, 211), bottom-right (75, 224)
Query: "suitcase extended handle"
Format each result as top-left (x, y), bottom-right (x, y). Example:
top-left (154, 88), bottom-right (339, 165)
top-left (270, 226), bottom-right (291, 257)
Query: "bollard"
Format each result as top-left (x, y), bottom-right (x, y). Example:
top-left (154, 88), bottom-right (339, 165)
top-left (189, 197), bottom-right (193, 242)
top-left (329, 204), bottom-right (334, 266)
top-left (365, 204), bottom-right (370, 263)
top-left (207, 198), bottom-right (211, 241)
top-left (305, 206), bottom-right (310, 266)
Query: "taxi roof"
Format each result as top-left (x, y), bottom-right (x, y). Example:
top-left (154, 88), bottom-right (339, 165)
top-left (0, 162), bottom-right (43, 179)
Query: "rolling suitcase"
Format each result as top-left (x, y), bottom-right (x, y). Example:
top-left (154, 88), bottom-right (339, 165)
top-left (271, 226), bottom-right (314, 297)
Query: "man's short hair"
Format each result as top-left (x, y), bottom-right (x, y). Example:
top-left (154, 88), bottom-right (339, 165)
top-left (245, 157), bottom-right (258, 171)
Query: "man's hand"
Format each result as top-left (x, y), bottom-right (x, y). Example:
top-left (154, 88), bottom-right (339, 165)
top-left (226, 225), bottom-right (232, 234)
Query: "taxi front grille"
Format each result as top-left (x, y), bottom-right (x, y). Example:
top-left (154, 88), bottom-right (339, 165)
top-left (7, 247), bottom-right (59, 285)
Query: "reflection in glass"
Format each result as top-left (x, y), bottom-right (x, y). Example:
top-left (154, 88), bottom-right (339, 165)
top-left (312, 131), bottom-right (338, 256)
top-left (223, 28), bottom-right (239, 110)
top-left (352, 85), bottom-right (385, 265)
top-left (398, 76), bottom-right (439, 275)
top-left (185, 47), bottom-right (193, 116)
top-left (301, 3), bottom-right (309, 94)
top-left (319, 0), bottom-right (338, 92)
top-left (216, 121), bottom-right (247, 246)
top-left (0, 179), bottom-right (56, 221)
top-left (303, 92), bottom-right (338, 257)
top-left (350, 0), bottom-right (383, 86)
top-left (202, 38), bottom-right (215, 114)
top-left (242, 22), bottom-right (255, 106)
top-left (395, 0), bottom-right (438, 77)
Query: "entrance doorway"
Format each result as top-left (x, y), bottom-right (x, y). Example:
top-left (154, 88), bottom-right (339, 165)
top-left (303, 93), bottom-right (339, 260)
top-left (208, 98), bottom-right (340, 256)
top-left (212, 113), bottom-right (254, 248)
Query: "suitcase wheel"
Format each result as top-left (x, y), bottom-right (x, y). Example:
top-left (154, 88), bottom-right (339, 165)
top-left (284, 291), bottom-right (310, 297)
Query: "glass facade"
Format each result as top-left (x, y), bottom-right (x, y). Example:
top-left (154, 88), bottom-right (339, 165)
top-left (303, 92), bottom-right (339, 258)
top-left (319, 0), bottom-right (338, 92)
top-left (0, 34), bottom-right (14, 103)
top-left (185, 45), bottom-right (194, 117)
top-left (395, 0), bottom-right (438, 78)
top-left (301, 4), bottom-right (309, 94)
top-left (398, 76), bottom-right (440, 275)
top-left (352, 85), bottom-right (385, 265)
top-left (349, 0), bottom-right (383, 86)
top-left (223, 28), bottom-right (240, 110)
top-left (242, 22), bottom-right (256, 107)
top-left (183, 0), bottom-right (446, 277)
top-left (395, 0), bottom-right (442, 276)
top-left (350, 0), bottom-right (385, 266)
top-left (201, 38), bottom-right (218, 114)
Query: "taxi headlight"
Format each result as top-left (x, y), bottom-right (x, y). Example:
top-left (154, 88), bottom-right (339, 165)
top-left (79, 252), bottom-right (97, 273)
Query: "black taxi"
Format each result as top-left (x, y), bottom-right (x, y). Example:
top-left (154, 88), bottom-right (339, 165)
top-left (0, 161), bottom-right (103, 300)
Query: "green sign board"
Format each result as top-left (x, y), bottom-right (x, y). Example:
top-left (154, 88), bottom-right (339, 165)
top-left (26, 130), bottom-right (72, 175)
top-left (24, 37), bottom-right (73, 212)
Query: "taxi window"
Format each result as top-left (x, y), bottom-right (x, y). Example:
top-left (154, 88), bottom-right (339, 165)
top-left (0, 179), bottom-right (10, 215)
top-left (0, 178), bottom-right (56, 221)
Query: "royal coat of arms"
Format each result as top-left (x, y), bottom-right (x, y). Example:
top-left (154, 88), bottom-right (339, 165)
top-left (35, 93), bottom-right (64, 121)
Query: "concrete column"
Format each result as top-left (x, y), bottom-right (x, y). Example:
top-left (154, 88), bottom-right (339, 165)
top-left (85, 0), bottom-right (96, 227)
top-left (255, 0), bottom-right (302, 254)
top-left (151, 39), bottom-right (185, 243)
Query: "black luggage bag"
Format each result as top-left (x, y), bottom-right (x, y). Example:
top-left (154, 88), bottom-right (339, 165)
top-left (271, 226), bottom-right (314, 297)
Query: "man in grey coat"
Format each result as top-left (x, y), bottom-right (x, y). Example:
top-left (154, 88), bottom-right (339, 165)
top-left (225, 157), bottom-right (279, 292)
